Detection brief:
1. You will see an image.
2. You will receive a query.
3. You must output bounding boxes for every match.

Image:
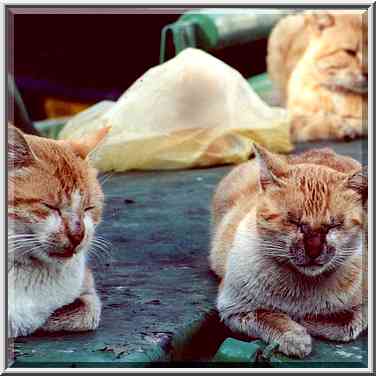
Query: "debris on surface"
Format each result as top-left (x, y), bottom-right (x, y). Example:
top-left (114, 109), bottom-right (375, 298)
top-left (98, 344), bottom-right (130, 359)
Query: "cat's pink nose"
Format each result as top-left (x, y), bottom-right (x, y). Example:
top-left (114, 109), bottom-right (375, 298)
top-left (304, 233), bottom-right (325, 259)
top-left (70, 231), bottom-right (84, 248)
top-left (68, 219), bottom-right (85, 248)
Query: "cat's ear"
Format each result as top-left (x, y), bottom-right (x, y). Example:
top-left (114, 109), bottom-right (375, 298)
top-left (253, 143), bottom-right (288, 190)
top-left (346, 166), bottom-right (367, 200)
top-left (8, 123), bottom-right (35, 170)
top-left (67, 127), bottom-right (111, 159)
top-left (306, 11), bottom-right (335, 33)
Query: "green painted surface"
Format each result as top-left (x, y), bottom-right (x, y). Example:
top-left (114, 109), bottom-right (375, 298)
top-left (11, 138), bottom-right (367, 368)
top-left (248, 73), bottom-right (272, 93)
top-left (12, 163), bottom-right (227, 367)
top-left (33, 118), bottom-right (68, 139)
top-left (160, 10), bottom-right (296, 63)
top-left (268, 335), bottom-right (368, 368)
top-left (210, 334), bottom-right (367, 368)
top-left (213, 338), bottom-right (266, 364)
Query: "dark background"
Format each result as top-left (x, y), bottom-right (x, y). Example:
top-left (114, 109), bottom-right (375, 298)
top-left (11, 13), bottom-right (268, 121)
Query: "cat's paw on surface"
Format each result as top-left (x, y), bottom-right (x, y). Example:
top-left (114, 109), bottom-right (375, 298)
top-left (42, 293), bottom-right (101, 332)
top-left (309, 322), bottom-right (364, 343)
top-left (336, 120), bottom-right (365, 142)
top-left (278, 327), bottom-right (312, 358)
top-left (341, 127), bottom-right (363, 142)
top-left (301, 306), bottom-right (367, 343)
top-left (326, 326), bottom-right (364, 343)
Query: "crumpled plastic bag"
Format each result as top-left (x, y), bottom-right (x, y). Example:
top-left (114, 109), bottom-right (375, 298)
top-left (59, 48), bottom-right (293, 172)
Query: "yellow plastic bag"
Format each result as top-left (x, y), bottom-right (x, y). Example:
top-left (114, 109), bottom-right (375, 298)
top-left (59, 48), bottom-right (293, 172)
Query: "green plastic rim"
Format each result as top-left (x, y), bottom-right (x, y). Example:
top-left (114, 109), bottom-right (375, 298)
top-left (179, 12), bottom-right (220, 50)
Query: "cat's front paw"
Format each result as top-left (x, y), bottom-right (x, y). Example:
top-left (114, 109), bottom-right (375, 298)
top-left (319, 322), bottom-right (364, 342)
top-left (341, 127), bottom-right (362, 142)
top-left (8, 313), bottom-right (45, 338)
top-left (335, 120), bottom-right (365, 141)
top-left (302, 306), bottom-right (367, 343)
top-left (42, 294), bottom-right (101, 332)
top-left (278, 327), bottom-right (312, 358)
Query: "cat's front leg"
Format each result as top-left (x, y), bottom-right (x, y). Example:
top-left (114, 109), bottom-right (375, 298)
top-left (300, 305), bottom-right (367, 342)
top-left (337, 117), bottom-right (367, 141)
top-left (221, 309), bottom-right (312, 358)
top-left (41, 268), bottom-right (101, 332)
top-left (41, 292), bottom-right (101, 332)
top-left (8, 298), bottom-right (50, 338)
top-left (291, 112), bottom-right (365, 142)
top-left (8, 314), bottom-right (40, 338)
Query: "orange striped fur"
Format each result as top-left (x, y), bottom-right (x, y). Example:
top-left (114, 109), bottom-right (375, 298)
top-left (8, 124), bottom-right (109, 337)
top-left (268, 11), bottom-right (367, 141)
top-left (210, 144), bottom-right (367, 358)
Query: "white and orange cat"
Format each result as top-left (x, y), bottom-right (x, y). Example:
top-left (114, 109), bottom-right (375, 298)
top-left (210, 144), bottom-right (367, 358)
top-left (267, 10), bottom-right (368, 141)
top-left (8, 124), bottom-right (109, 338)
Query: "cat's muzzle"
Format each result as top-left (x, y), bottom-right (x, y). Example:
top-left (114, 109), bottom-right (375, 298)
top-left (49, 245), bottom-right (78, 258)
top-left (48, 237), bottom-right (85, 259)
top-left (48, 226), bottom-right (85, 258)
top-left (290, 235), bottom-right (336, 270)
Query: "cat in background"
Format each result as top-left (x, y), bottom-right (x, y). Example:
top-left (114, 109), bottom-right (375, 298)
top-left (267, 10), bottom-right (367, 141)
top-left (8, 124), bottom-right (110, 337)
top-left (210, 144), bottom-right (367, 357)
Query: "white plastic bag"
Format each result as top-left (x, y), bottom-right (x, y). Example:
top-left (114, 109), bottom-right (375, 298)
top-left (59, 48), bottom-right (293, 172)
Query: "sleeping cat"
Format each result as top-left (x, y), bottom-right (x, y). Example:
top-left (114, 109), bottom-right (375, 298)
top-left (8, 124), bottom-right (109, 337)
top-left (267, 11), bottom-right (367, 141)
top-left (210, 144), bottom-right (367, 357)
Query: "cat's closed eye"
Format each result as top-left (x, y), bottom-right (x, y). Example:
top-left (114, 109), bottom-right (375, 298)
top-left (287, 218), bottom-right (299, 226)
top-left (286, 213), bottom-right (301, 228)
top-left (84, 206), bottom-right (96, 212)
top-left (325, 218), bottom-right (344, 230)
top-left (42, 203), bottom-right (61, 214)
top-left (288, 220), bottom-right (308, 233)
top-left (344, 49), bottom-right (357, 57)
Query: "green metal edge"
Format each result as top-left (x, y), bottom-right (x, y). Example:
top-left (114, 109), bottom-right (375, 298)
top-left (248, 73), bottom-right (273, 94)
top-left (179, 12), bottom-right (219, 50)
top-left (33, 118), bottom-right (69, 139)
top-left (12, 309), bottom-right (226, 368)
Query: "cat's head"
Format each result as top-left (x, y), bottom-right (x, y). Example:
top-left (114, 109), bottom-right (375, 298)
top-left (253, 144), bottom-right (367, 277)
top-left (305, 11), bottom-right (367, 94)
top-left (8, 124), bottom-right (110, 264)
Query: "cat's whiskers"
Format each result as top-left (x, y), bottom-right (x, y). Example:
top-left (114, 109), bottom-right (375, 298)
top-left (8, 234), bottom-right (38, 239)
top-left (260, 246), bottom-right (293, 260)
top-left (91, 237), bottom-right (111, 250)
top-left (98, 172), bottom-right (114, 187)
top-left (89, 248), bottom-right (112, 268)
top-left (8, 246), bottom-right (48, 272)
top-left (8, 237), bottom-right (39, 247)
top-left (9, 237), bottom-right (56, 259)
top-left (92, 236), bottom-right (112, 248)
top-left (337, 247), bottom-right (359, 257)
top-left (8, 237), bottom-right (40, 245)
top-left (88, 237), bottom-right (113, 271)
top-left (9, 243), bottom-right (39, 251)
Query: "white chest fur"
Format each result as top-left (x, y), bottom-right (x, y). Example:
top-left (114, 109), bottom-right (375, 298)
top-left (218, 212), bottom-right (360, 319)
top-left (8, 254), bottom-right (86, 337)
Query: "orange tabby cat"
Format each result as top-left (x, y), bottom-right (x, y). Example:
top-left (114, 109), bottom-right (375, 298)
top-left (267, 12), bottom-right (310, 105)
top-left (210, 144), bottom-right (367, 358)
top-left (267, 11), bottom-right (368, 141)
top-left (8, 124), bottom-right (109, 337)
